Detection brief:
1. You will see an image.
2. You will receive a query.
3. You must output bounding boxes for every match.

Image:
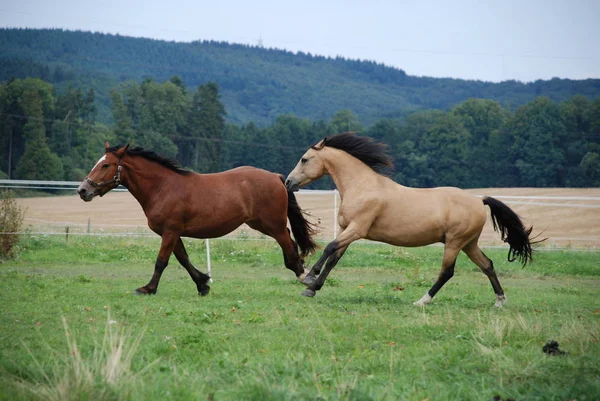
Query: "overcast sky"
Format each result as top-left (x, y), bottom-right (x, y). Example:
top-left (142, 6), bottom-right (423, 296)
top-left (1, 0), bottom-right (599, 82)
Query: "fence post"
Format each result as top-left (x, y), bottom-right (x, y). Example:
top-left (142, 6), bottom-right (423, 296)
top-left (87, 218), bottom-right (91, 234)
top-left (333, 189), bottom-right (338, 239)
top-left (206, 239), bottom-right (213, 283)
top-left (65, 226), bottom-right (69, 243)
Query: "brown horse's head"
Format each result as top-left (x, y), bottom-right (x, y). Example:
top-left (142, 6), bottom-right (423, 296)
top-left (77, 142), bottom-right (128, 201)
top-left (285, 138), bottom-right (327, 191)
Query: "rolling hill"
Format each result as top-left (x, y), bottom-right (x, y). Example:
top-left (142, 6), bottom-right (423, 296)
top-left (1, 28), bottom-right (600, 125)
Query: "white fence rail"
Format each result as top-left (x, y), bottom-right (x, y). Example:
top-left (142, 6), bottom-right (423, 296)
top-left (0, 179), bottom-right (128, 191)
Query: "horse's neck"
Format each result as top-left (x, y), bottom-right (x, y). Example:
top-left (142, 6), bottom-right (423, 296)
top-left (322, 148), bottom-right (380, 197)
top-left (121, 157), bottom-right (177, 209)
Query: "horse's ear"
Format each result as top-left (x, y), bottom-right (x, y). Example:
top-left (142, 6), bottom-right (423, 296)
top-left (105, 141), bottom-right (111, 151)
top-left (314, 138), bottom-right (326, 150)
top-left (114, 143), bottom-right (129, 157)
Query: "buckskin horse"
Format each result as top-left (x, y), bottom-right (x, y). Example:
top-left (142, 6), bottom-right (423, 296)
top-left (285, 132), bottom-right (541, 307)
top-left (77, 142), bottom-right (317, 296)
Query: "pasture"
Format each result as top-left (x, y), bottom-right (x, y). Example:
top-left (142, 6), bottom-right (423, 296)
top-left (1, 235), bottom-right (599, 400)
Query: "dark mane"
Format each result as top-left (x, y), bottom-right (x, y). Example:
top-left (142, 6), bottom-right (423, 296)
top-left (108, 145), bottom-right (192, 176)
top-left (314, 132), bottom-right (394, 175)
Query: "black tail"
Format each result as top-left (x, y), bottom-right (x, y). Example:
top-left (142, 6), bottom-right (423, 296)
top-left (483, 196), bottom-right (540, 265)
top-left (279, 176), bottom-right (319, 258)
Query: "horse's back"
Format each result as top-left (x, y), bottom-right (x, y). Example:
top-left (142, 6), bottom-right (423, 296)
top-left (200, 166), bottom-right (286, 205)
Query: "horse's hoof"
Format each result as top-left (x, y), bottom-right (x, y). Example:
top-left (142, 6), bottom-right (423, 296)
top-left (198, 286), bottom-right (210, 297)
top-left (413, 293), bottom-right (431, 306)
top-left (134, 287), bottom-right (154, 295)
top-left (301, 289), bottom-right (316, 297)
top-left (494, 294), bottom-right (507, 308)
top-left (301, 275), bottom-right (316, 286)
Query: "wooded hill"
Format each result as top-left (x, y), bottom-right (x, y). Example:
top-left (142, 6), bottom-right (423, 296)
top-left (2, 28), bottom-right (600, 126)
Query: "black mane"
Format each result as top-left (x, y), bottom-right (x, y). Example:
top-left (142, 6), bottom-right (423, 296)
top-left (107, 145), bottom-right (192, 176)
top-left (314, 132), bottom-right (394, 175)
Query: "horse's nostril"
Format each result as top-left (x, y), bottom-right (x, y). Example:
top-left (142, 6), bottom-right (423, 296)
top-left (285, 179), bottom-right (290, 186)
top-left (77, 187), bottom-right (86, 196)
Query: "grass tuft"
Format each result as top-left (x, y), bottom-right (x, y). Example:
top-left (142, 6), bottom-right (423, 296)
top-left (6, 315), bottom-right (151, 401)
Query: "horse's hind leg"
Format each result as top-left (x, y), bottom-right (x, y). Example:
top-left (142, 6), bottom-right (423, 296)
top-left (247, 221), bottom-right (307, 279)
top-left (463, 242), bottom-right (506, 307)
top-left (414, 245), bottom-right (460, 306)
top-left (173, 238), bottom-right (211, 296)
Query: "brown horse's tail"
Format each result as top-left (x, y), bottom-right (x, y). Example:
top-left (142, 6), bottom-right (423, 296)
top-left (483, 196), bottom-right (542, 266)
top-left (278, 175), bottom-right (319, 258)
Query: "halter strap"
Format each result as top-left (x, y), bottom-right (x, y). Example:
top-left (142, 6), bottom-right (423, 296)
top-left (85, 154), bottom-right (124, 196)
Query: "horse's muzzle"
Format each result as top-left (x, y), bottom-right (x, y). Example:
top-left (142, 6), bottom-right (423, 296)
top-left (76, 184), bottom-right (95, 202)
top-left (284, 178), bottom-right (299, 192)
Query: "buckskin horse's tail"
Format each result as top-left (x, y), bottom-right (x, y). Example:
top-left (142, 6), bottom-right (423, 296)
top-left (483, 196), bottom-right (541, 265)
top-left (278, 175), bottom-right (319, 258)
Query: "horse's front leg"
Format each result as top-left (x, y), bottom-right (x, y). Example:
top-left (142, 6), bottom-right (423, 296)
top-left (302, 245), bottom-right (348, 297)
top-left (135, 231), bottom-right (179, 295)
top-left (300, 242), bottom-right (335, 286)
top-left (301, 222), bottom-right (363, 296)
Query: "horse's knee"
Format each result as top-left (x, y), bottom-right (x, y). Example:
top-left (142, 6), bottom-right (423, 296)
top-left (480, 260), bottom-right (496, 276)
top-left (439, 264), bottom-right (455, 281)
top-left (443, 268), bottom-right (454, 280)
top-left (324, 240), bottom-right (339, 256)
top-left (155, 257), bottom-right (168, 272)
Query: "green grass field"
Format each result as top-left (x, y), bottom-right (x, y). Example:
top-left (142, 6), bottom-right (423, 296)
top-left (1, 236), bottom-right (599, 400)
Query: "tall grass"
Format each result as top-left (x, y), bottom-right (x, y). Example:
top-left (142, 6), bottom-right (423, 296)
top-left (8, 315), bottom-right (150, 401)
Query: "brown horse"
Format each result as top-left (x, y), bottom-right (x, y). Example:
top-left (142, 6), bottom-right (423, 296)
top-left (77, 142), bottom-right (317, 296)
top-left (285, 133), bottom-right (541, 307)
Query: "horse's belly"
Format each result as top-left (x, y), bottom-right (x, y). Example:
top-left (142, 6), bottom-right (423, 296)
top-left (182, 217), bottom-right (246, 238)
top-left (367, 231), bottom-right (442, 247)
top-left (366, 221), bottom-right (444, 247)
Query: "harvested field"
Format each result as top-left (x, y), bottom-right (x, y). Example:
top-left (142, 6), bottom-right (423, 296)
top-left (16, 187), bottom-right (600, 248)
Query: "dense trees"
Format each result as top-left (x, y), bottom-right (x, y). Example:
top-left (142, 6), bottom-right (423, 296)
top-left (1, 78), bottom-right (63, 180)
top-left (186, 82), bottom-right (226, 172)
top-left (1, 75), bottom-right (599, 189)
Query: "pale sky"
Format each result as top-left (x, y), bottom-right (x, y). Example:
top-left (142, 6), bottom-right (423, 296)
top-left (1, 0), bottom-right (599, 82)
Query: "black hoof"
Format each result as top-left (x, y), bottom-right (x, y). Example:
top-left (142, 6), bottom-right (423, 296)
top-left (198, 285), bottom-right (210, 297)
top-left (134, 287), bottom-right (155, 295)
top-left (301, 289), bottom-right (316, 297)
top-left (301, 275), bottom-right (316, 286)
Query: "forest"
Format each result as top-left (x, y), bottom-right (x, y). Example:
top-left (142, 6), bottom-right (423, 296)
top-left (1, 76), bottom-right (599, 189)
top-left (2, 28), bottom-right (600, 126)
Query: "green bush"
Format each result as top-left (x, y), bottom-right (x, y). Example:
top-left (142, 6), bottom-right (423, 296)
top-left (0, 190), bottom-right (26, 258)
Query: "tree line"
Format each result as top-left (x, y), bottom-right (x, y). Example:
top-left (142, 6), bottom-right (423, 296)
top-left (2, 28), bottom-right (600, 127)
top-left (1, 76), bottom-right (599, 188)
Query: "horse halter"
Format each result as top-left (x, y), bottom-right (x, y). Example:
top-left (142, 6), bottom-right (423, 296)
top-left (85, 153), bottom-right (124, 197)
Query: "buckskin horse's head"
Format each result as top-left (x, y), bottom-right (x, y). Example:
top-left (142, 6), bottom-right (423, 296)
top-left (285, 138), bottom-right (328, 192)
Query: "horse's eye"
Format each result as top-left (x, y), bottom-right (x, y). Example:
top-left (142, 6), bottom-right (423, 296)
top-left (102, 164), bottom-right (109, 169)
top-left (301, 158), bottom-right (308, 164)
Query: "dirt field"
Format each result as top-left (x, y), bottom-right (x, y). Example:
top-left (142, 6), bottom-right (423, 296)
top-left (16, 187), bottom-right (600, 248)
